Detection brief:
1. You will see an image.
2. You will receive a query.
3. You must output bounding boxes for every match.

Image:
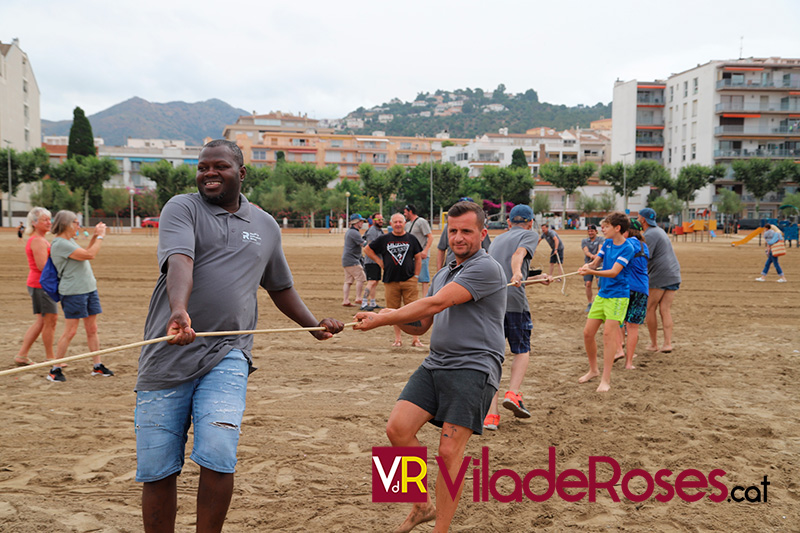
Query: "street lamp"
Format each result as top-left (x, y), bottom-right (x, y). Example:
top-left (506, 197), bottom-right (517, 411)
top-left (621, 152), bottom-right (631, 214)
top-left (429, 145), bottom-right (434, 226)
top-left (345, 191), bottom-right (351, 224)
top-left (129, 188), bottom-right (135, 229)
top-left (3, 139), bottom-right (11, 228)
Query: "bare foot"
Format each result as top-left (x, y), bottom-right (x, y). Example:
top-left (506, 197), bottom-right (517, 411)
top-left (613, 351), bottom-right (625, 361)
top-left (411, 340), bottom-right (425, 348)
top-left (596, 381), bottom-right (611, 392)
top-left (579, 370), bottom-right (599, 383)
top-left (644, 345), bottom-right (659, 352)
top-left (392, 340), bottom-right (402, 347)
top-left (625, 364), bottom-right (636, 370)
top-left (659, 346), bottom-right (673, 353)
top-left (393, 504), bottom-right (436, 533)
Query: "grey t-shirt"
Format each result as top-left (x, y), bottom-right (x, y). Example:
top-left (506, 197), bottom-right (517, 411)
top-left (406, 217), bottom-right (432, 251)
top-left (422, 249), bottom-right (507, 389)
top-left (342, 226), bottom-right (364, 267)
top-left (488, 226), bottom-right (539, 313)
top-left (363, 225), bottom-right (385, 265)
top-left (50, 237), bottom-right (97, 295)
top-left (643, 224), bottom-right (681, 288)
top-left (136, 193), bottom-right (293, 391)
top-left (437, 224), bottom-right (492, 267)
top-left (541, 230), bottom-right (564, 253)
top-left (581, 236), bottom-right (604, 263)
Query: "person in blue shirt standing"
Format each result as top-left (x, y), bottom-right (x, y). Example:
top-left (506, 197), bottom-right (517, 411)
top-left (577, 212), bottom-right (635, 392)
top-left (614, 219), bottom-right (650, 370)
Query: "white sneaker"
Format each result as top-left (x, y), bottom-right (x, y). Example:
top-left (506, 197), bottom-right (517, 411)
top-left (755, 277), bottom-right (766, 282)
top-left (777, 278), bottom-right (787, 283)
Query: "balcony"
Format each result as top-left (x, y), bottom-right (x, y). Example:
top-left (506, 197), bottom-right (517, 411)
top-left (714, 125), bottom-right (800, 135)
top-left (716, 102), bottom-right (800, 113)
top-left (716, 79), bottom-right (800, 90)
top-left (714, 148), bottom-right (800, 159)
top-left (635, 136), bottom-right (665, 145)
top-left (637, 95), bottom-right (665, 105)
top-left (636, 118), bottom-right (665, 126)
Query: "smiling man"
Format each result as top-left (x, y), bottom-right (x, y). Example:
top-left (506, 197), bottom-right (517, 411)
top-left (134, 139), bottom-right (344, 533)
top-left (355, 201), bottom-right (507, 533)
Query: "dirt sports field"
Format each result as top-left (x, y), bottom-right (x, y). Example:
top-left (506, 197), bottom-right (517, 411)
top-left (0, 226), bottom-right (798, 532)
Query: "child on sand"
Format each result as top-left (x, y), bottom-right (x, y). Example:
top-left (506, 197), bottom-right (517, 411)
top-left (614, 219), bottom-right (650, 369)
top-left (577, 212), bottom-right (635, 392)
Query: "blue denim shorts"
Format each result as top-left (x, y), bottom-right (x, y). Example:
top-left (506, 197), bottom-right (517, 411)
top-left (504, 311), bottom-right (532, 354)
top-left (134, 349), bottom-right (249, 482)
top-left (418, 257), bottom-right (431, 283)
top-left (60, 290), bottom-right (102, 319)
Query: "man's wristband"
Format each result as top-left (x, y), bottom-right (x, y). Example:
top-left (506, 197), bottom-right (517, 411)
top-left (97, 236), bottom-right (104, 240)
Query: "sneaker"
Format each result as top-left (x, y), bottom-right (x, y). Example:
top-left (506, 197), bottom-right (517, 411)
top-left (585, 303), bottom-right (592, 313)
top-left (502, 391), bottom-right (531, 418)
top-left (777, 278), bottom-right (787, 283)
top-left (47, 367), bottom-right (66, 382)
top-left (371, 304), bottom-right (382, 310)
top-left (483, 414), bottom-right (500, 431)
top-left (91, 364), bottom-right (114, 377)
top-left (755, 277), bottom-right (766, 282)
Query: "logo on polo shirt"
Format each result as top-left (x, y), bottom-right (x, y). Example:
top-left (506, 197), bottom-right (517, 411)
top-left (242, 231), bottom-right (262, 245)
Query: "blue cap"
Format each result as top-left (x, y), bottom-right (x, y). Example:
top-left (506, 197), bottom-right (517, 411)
top-left (459, 197), bottom-right (474, 202)
top-left (349, 213), bottom-right (364, 223)
top-left (509, 204), bottom-right (534, 222)
top-left (639, 208), bottom-right (657, 225)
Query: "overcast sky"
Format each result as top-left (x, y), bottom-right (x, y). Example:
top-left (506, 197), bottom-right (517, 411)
top-left (3, 0), bottom-right (799, 122)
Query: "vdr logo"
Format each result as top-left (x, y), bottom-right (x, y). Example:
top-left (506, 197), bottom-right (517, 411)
top-left (372, 447), bottom-right (428, 502)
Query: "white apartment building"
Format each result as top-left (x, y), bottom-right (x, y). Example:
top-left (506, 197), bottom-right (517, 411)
top-left (1, 38), bottom-right (41, 224)
top-left (613, 57), bottom-right (800, 218)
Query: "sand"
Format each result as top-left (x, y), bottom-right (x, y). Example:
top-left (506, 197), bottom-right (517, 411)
top-left (0, 227), bottom-right (798, 532)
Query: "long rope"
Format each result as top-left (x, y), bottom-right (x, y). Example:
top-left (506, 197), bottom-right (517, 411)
top-left (0, 323), bottom-right (357, 378)
top-left (507, 270), bottom-right (580, 287)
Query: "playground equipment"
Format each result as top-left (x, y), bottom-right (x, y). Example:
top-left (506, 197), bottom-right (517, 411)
top-left (731, 226), bottom-right (765, 247)
top-left (672, 219), bottom-right (718, 242)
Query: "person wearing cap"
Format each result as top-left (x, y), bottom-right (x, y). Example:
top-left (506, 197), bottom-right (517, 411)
top-left (539, 223), bottom-right (565, 279)
top-left (581, 224), bottom-right (605, 312)
top-left (364, 213), bottom-right (424, 347)
top-left (403, 204), bottom-right (433, 297)
top-left (637, 207), bottom-right (681, 353)
top-left (484, 204), bottom-right (551, 430)
top-left (360, 213), bottom-right (386, 310)
top-left (614, 218), bottom-right (650, 369)
top-left (436, 197), bottom-right (492, 271)
top-left (341, 213), bottom-right (367, 307)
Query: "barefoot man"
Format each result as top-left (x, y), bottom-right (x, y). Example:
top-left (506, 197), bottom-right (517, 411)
top-left (355, 201), bottom-right (507, 532)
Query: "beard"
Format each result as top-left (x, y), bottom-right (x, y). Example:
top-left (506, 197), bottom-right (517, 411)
top-left (198, 188), bottom-right (227, 205)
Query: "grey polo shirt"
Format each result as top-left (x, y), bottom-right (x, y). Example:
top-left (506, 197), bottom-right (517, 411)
top-left (422, 249), bottom-right (507, 389)
top-left (437, 224), bottom-right (492, 267)
top-left (50, 237), bottom-right (98, 295)
top-left (488, 226), bottom-right (539, 314)
top-left (643, 224), bottom-right (682, 289)
top-left (342, 226), bottom-right (364, 267)
top-left (406, 216), bottom-right (432, 250)
top-left (136, 193), bottom-right (293, 391)
top-left (363, 225), bottom-right (385, 265)
top-left (541, 230), bottom-right (564, 253)
top-left (581, 236), bottom-right (604, 263)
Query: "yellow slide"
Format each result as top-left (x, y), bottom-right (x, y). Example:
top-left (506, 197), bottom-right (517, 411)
top-left (731, 226), bottom-right (765, 247)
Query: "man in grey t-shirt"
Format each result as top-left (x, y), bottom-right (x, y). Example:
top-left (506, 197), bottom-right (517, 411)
top-left (360, 213), bottom-right (385, 310)
top-left (404, 204), bottom-right (433, 297)
top-left (135, 140), bottom-right (344, 532)
top-left (540, 224), bottom-right (565, 278)
top-left (484, 204), bottom-right (551, 430)
top-left (355, 201), bottom-right (506, 533)
top-left (638, 207), bottom-right (681, 353)
top-left (581, 224), bottom-right (604, 312)
top-left (342, 213), bottom-right (366, 307)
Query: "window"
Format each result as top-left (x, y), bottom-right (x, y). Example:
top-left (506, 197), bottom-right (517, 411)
top-left (330, 139), bottom-right (343, 148)
top-left (292, 138), bottom-right (308, 146)
top-left (668, 147), bottom-right (672, 164)
top-left (372, 153), bottom-right (387, 163)
top-left (400, 142), bottom-right (412, 150)
top-left (692, 100), bottom-right (697, 117)
top-left (670, 86), bottom-right (674, 102)
top-left (271, 138), bottom-right (278, 146)
top-left (691, 144), bottom-right (696, 160)
top-left (396, 154), bottom-right (411, 164)
top-left (683, 103), bottom-right (687, 119)
top-left (301, 153), bottom-right (316, 163)
top-left (693, 77), bottom-right (698, 94)
top-left (252, 149), bottom-right (267, 160)
top-left (682, 124), bottom-right (686, 140)
top-left (681, 145), bottom-right (686, 161)
top-left (683, 81), bottom-right (688, 97)
top-left (325, 151), bottom-right (341, 163)
top-left (456, 152), bottom-right (468, 162)
top-left (691, 122), bottom-right (697, 139)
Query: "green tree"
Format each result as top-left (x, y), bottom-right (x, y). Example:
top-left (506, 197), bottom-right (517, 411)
top-left (257, 185), bottom-right (290, 214)
top-left (103, 188), bottom-right (131, 227)
top-left (482, 165), bottom-right (535, 221)
top-left (403, 162), bottom-right (467, 219)
top-left (359, 163), bottom-right (403, 215)
top-left (597, 190), bottom-right (617, 213)
top-left (780, 191), bottom-right (800, 217)
top-left (510, 148), bottom-right (528, 169)
top-left (67, 106), bottom-right (96, 159)
top-left (432, 163), bottom-right (468, 215)
top-left (29, 179), bottom-right (82, 213)
top-left (243, 165), bottom-right (272, 196)
top-left (715, 189), bottom-right (743, 233)
top-left (0, 147), bottom-right (50, 196)
top-left (538, 161), bottom-right (596, 219)
top-left (533, 193), bottom-right (551, 216)
top-left (134, 189), bottom-right (160, 217)
top-left (673, 164), bottom-right (725, 204)
top-left (52, 156), bottom-right (118, 224)
top-left (140, 160), bottom-right (196, 209)
top-left (291, 182), bottom-right (324, 232)
top-left (731, 159), bottom-right (781, 218)
top-left (599, 160), bottom-right (664, 208)
top-left (575, 192), bottom-right (599, 217)
top-left (284, 162), bottom-right (335, 191)
top-left (650, 191), bottom-right (684, 228)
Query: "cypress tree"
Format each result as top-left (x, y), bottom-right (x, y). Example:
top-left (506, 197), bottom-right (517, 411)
top-left (67, 106), bottom-right (96, 159)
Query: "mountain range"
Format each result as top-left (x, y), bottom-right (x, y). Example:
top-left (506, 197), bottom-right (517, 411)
top-left (42, 97), bottom-right (249, 147)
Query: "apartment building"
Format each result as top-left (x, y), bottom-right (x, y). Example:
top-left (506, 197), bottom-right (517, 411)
top-left (1, 38), bottom-right (41, 224)
top-left (613, 57), bottom-right (800, 218)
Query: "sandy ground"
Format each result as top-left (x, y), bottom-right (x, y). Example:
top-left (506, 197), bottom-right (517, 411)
top-left (0, 226), bottom-right (798, 532)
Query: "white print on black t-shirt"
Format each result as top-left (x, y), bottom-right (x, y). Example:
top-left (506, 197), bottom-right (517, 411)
top-left (387, 241), bottom-right (411, 265)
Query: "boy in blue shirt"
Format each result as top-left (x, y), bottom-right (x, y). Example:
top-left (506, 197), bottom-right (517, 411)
top-left (577, 212), bottom-right (635, 392)
top-left (614, 219), bottom-right (650, 369)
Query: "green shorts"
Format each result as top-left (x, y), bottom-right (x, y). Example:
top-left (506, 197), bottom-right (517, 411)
top-left (588, 296), bottom-right (629, 323)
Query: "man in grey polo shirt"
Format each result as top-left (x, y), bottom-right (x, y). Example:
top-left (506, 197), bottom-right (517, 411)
top-left (342, 213), bottom-right (366, 307)
top-left (135, 139), bottom-right (344, 533)
top-left (355, 201), bottom-right (506, 533)
top-left (404, 204), bottom-right (433, 297)
top-left (540, 223), bottom-right (565, 278)
top-left (637, 207), bottom-right (681, 353)
top-left (484, 204), bottom-right (551, 431)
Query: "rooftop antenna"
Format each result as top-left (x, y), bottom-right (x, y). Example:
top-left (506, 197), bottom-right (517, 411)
top-left (739, 36), bottom-right (743, 59)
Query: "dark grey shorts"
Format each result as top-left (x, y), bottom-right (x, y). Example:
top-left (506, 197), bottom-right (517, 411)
top-left (28, 286), bottom-right (58, 315)
top-left (398, 366), bottom-right (496, 435)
